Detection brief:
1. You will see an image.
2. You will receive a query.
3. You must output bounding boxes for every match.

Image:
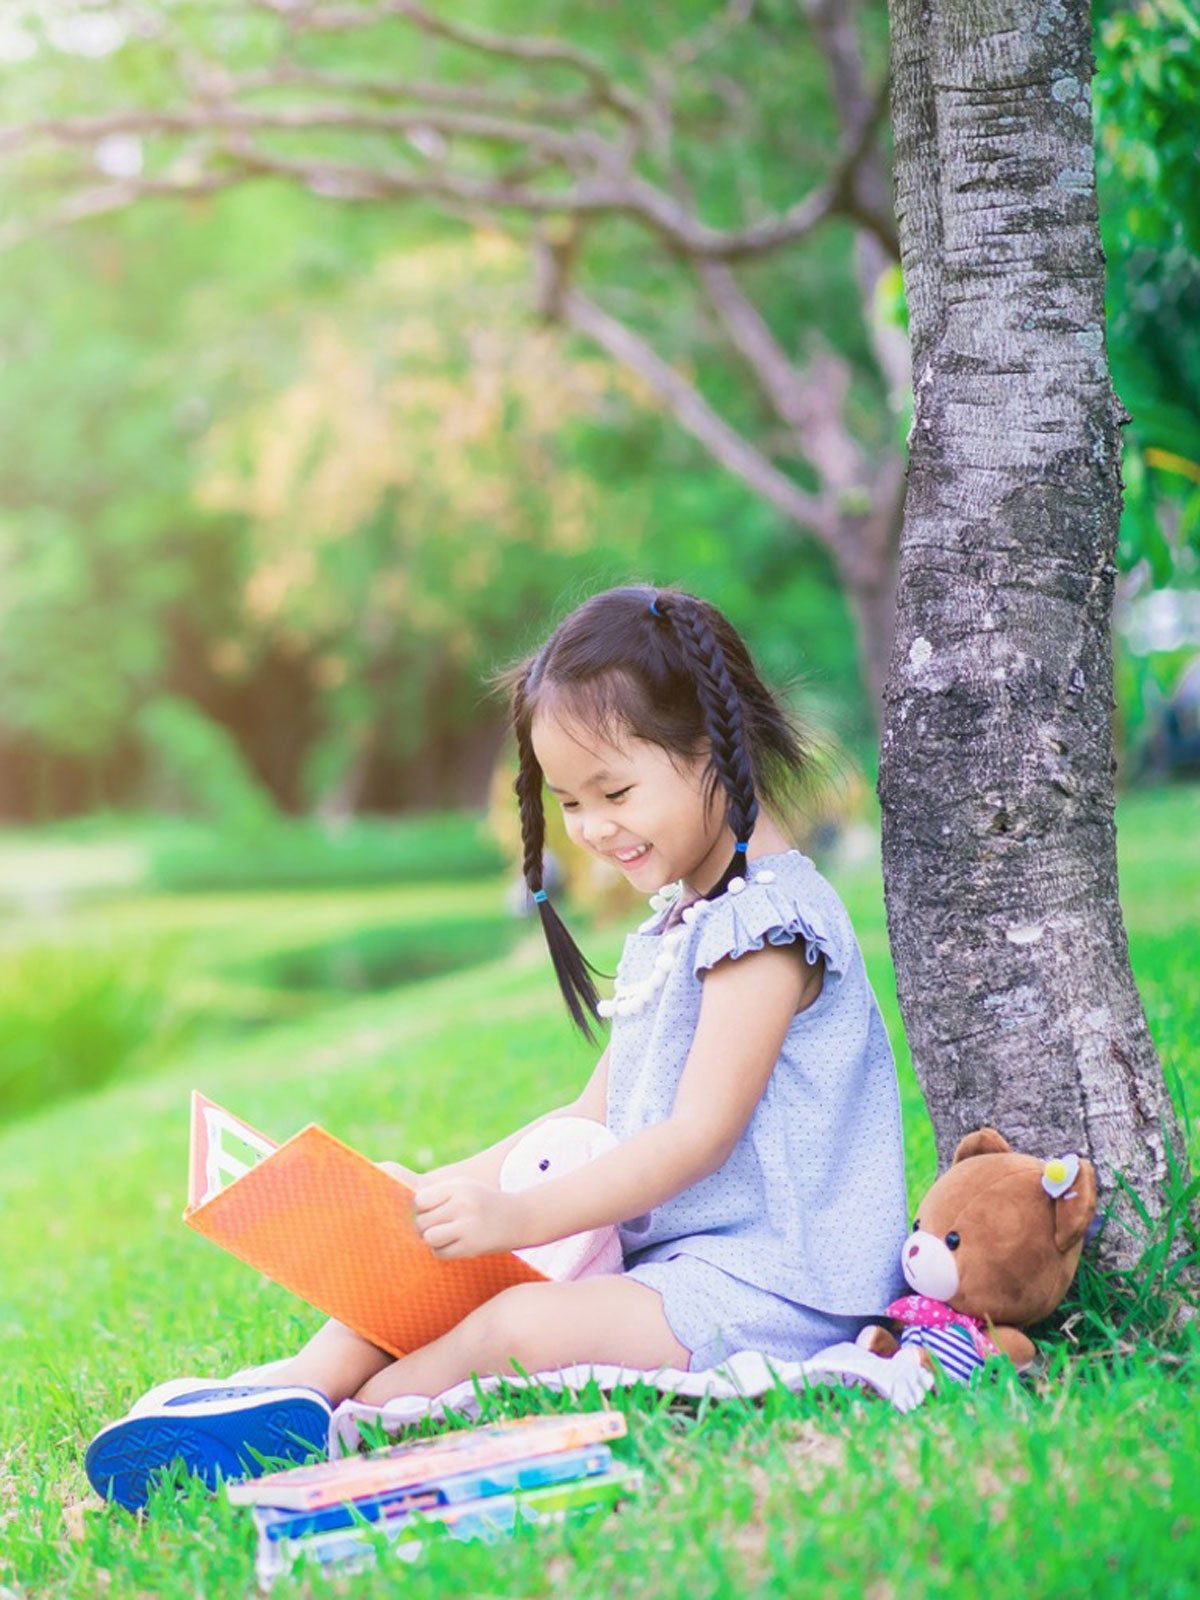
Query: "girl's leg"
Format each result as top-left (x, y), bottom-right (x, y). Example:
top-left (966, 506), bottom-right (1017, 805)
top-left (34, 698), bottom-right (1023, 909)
top-left (260, 1318), bottom-right (395, 1405)
top-left (353, 1276), bottom-right (692, 1407)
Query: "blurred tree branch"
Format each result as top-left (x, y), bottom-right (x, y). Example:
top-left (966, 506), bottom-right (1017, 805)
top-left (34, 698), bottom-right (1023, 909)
top-left (1, 0), bottom-right (909, 710)
top-left (0, 84), bottom-right (895, 259)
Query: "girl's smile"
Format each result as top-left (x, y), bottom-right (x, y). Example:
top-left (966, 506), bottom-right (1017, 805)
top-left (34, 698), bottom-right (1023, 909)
top-left (610, 843), bottom-right (652, 868)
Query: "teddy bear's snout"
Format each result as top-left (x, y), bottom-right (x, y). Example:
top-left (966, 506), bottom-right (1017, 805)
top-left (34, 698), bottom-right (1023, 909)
top-left (901, 1228), bottom-right (959, 1300)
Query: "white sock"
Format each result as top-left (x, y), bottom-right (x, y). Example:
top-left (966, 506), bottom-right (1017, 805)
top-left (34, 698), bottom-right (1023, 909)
top-left (224, 1356), bottom-right (295, 1385)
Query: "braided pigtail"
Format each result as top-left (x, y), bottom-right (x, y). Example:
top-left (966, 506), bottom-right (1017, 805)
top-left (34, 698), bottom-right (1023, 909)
top-left (651, 594), bottom-right (759, 900)
top-left (511, 669), bottom-right (606, 1043)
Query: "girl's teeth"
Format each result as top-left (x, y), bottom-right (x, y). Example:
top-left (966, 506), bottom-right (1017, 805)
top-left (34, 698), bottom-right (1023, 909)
top-left (618, 845), bottom-right (649, 862)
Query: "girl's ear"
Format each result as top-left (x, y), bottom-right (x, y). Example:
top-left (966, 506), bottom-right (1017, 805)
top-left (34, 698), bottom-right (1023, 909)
top-left (680, 733), bottom-right (712, 771)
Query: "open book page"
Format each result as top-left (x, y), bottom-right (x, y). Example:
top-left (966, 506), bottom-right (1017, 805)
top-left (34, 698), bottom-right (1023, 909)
top-left (187, 1091), bottom-right (279, 1211)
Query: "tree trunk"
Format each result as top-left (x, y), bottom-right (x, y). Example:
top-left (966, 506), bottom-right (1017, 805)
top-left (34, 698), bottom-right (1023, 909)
top-left (878, 0), bottom-right (1190, 1270)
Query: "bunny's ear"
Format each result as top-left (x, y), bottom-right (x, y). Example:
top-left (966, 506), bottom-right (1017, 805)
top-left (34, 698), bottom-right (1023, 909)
top-left (951, 1128), bottom-right (1011, 1165)
top-left (1053, 1157), bottom-right (1098, 1253)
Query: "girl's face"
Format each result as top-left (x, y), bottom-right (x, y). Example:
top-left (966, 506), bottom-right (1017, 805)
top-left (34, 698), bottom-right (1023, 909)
top-left (531, 708), bottom-right (735, 896)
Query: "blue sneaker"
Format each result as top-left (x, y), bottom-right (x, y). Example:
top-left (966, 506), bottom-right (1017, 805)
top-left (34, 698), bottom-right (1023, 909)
top-left (85, 1378), bottom-right (333, 1511)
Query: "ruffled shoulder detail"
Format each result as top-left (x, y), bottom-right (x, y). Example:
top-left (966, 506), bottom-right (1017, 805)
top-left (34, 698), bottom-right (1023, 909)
top-left (688, 853), bottom-right (849, 985)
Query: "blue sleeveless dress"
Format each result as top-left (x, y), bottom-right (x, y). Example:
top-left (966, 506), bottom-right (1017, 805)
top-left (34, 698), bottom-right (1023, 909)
top-left (606, 847), bottom-right (908, 1372)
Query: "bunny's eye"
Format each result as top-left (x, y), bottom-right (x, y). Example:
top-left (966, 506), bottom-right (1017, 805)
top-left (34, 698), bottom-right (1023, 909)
top-left (538, 1158), bottom-right (550, 1172)
top-left (945, 1231), bottom-right (961, 1250)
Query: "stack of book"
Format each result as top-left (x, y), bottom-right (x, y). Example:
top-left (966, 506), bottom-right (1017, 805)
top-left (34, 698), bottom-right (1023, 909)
top-left (226, 1411), bottom-right (641, 1586)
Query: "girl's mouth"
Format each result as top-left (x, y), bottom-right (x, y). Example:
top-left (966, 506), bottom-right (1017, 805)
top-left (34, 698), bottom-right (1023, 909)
top-left (612, 843), bottom-right (652, 868)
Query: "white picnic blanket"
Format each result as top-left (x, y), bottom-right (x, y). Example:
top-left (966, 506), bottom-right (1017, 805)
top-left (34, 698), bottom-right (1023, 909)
top-left (322, 1341), bottom-right (933, 1455)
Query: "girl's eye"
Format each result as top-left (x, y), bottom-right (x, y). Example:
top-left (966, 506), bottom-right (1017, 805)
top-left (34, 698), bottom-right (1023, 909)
top-left (561, 787), bottom-right (631, 811)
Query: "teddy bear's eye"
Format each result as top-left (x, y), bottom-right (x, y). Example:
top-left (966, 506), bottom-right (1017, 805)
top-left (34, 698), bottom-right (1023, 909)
top-left (945, 1231), bottom-right (961, 1250)
top-left (912, 1219), bottom-right (920, 1233)
top-left (538, 1158), bottom-right (550, 1172)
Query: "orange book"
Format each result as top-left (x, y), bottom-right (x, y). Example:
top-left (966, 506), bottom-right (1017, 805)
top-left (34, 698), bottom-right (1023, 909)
top-left (183, 1092), bottom-right (546, 1359)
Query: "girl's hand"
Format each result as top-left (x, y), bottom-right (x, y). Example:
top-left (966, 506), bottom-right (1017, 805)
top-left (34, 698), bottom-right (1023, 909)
top-left (376, 1159), bottom-right (422, 1187)
top-left (412, 1176), bottom-right (527, 1259)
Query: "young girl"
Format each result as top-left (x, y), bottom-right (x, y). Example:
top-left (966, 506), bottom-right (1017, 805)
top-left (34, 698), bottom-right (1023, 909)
top-left (86, 584), bottom-right (908, 1509)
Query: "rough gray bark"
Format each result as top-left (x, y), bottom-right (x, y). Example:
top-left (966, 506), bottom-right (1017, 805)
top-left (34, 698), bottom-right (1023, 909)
top-left (878, 0), bottom-right (1190, 1269)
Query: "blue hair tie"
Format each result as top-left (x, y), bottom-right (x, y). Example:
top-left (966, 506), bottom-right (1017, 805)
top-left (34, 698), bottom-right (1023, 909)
top-left (734, 841), bottom-right (749, 854)
top-left (648, 598), bottom-right (662, 616)
top-left (533, 888), bottom-right (548, 902)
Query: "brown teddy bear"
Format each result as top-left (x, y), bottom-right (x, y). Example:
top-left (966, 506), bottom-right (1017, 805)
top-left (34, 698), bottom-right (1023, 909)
top-left (857, 1127), bottom-right (1098, 1381)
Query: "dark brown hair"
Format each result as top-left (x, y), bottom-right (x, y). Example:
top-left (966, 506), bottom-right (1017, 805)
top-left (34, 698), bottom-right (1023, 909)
top-left (489, 584), bottom-right (817, 1042)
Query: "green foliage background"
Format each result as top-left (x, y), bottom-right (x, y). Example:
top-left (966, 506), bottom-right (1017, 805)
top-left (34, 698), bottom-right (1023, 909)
top-left (0, 1), bottom-right (1195, 818)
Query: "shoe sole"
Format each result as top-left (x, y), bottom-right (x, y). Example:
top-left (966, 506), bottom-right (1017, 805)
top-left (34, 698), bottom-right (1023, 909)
top-left (85, 1390), bottom-right (330, 1512)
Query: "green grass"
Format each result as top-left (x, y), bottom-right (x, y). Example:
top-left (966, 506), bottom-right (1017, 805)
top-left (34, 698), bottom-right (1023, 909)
top-left (1, 788), bottom-right (1197, 1597)
top-left (0, 808), bottom-right (505, 906)
top-left (144, 810), bottom-right (507, 893)
top-left (0, 878), bottom-right (518, 1117)
top-left (0, 939), bottom-right (191, 1120)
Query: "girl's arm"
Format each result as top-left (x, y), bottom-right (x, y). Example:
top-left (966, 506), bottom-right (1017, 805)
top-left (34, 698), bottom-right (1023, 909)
top-left (381, 1046), bottom-right (610, 1191)
top-left (509, 945), bottom-right (821, 1248)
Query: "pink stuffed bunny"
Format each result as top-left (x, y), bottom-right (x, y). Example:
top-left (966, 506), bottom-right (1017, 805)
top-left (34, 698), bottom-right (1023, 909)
top-left (499, 1116), bottom-right (625, 1281)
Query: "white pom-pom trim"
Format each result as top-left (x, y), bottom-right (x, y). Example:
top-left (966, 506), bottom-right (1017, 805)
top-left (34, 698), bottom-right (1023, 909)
top-left (604, 911), bottom-right (694, 1017)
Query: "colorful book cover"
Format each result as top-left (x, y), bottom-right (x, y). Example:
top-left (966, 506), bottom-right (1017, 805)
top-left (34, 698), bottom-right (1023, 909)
top-left (183, 1092), bottom-right (547, 1359)
top-left (228, 1411), bottom-right (628, 1511)
top-left (255, 1464), bottom-right (642, 1584)
top-left (252, 1443), bottom-right (614, 1543)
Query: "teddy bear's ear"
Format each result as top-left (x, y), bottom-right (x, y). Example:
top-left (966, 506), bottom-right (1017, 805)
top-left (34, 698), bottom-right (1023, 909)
top-left (1054, 1157), bottom-right (1098, 1253)
top-left (951, 1127), bottom-right (1011, 1165)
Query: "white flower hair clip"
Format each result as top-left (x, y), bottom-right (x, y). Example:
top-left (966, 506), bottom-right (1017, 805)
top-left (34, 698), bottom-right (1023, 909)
top-left (1041, 1152), bottom-right (1081, 1198)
